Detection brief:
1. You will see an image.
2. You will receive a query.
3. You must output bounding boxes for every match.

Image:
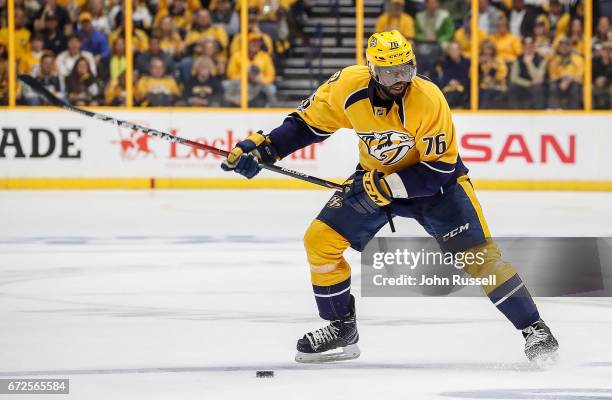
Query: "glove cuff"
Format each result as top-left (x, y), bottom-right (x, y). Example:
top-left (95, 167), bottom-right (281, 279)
top-left (237, 131), bottom-right (279, 164)
top-left (364, 170), bottom-right (392, 207)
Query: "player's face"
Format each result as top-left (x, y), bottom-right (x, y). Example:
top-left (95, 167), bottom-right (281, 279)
top-left (372, 60), bottom-right (416, 99)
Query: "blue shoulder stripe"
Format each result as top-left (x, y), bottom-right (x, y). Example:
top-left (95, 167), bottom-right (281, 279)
top-left (343, 88), bottom-right (369, 110)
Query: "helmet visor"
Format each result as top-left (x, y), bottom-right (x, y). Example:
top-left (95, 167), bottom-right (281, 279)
top-left (373, 61), bottom-right (417, 87)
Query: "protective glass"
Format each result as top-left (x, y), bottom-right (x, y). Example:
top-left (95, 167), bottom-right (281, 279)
top-left (373, 61), bottom-right (417, 87)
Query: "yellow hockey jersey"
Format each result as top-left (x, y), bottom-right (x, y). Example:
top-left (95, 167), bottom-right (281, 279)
top-left (269, 65), bottom-right (465, 198)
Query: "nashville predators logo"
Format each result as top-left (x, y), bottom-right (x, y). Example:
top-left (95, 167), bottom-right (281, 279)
top-left (358, 130), bottom-right (415, 165)
top-left (326, 194), bottom-right (343, 208)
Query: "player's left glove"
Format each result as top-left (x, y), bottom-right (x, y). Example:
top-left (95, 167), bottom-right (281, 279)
top-left (221, 131), bottom-right (278, 179)
top-left (344, 170), bottom-right (392, 215)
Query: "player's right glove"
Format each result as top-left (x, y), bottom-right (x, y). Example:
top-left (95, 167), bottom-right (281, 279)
top-left (344, 170), bottom-right (392, 215)
top-left (221, 131), bottom-right (278, 179)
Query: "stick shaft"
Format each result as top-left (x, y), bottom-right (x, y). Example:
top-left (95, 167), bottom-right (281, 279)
top-left (18, 75), bottom-right (344, 191)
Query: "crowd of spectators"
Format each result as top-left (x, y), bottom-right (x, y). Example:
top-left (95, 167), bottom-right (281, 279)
top-left (0, 0), bottom-right (304, 107)
top-left (375, 0), bottom-right (611, 109)
top-left (0, 0), bottom-right (609, 109)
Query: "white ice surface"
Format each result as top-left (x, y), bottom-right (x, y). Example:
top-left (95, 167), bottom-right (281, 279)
top-left (1, 190), bottom-right (612, 400)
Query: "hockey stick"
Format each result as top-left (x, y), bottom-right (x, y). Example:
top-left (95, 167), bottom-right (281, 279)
top-left (18, 74), bottom-right (344, 191)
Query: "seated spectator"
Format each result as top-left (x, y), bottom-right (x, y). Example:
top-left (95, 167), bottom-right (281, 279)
top-left (479, 40), bottom-right (507, 108)
top-left (478, 0), bottom-right (503, 35)
top-left (201, 36), bottom-right (226, 75)
top-left (211, 0), bottom-right (239, 37)
top-left (533, 16), bottom-right (554, 60)
top-left (508, 0), bottom-right (538, 38)
top-left (453, 15), bottom-right (488, 58)
top-left (227, 34), bottom-right (276, 85)
top-left (184, 9), bottom-right (229, 52)
top-left (508, 37), bottom-right (547, 108)
top-left (593, 16), bottom-right (612, 47)
top-left (0, 7), bottom-right (31, 60)
top-left (20, 53), bottom-right (64, 105)
top-left (437, 42), bottom-right (470, 108)
top-left (154, 0), bottom-right (192, 34)
top-left (33, 0), bottom-right (71, 36)
top-left (56, 35), bottom-right (97, 78)
top-left (178, 39), bottom-right (206, 80)
top-left (136, 35), bottom-right (175, 76)
top-left (225, 35), bottom-right (276, 107)
top-left (132, 0), bottom-right (153, 31)
top-left (19, 34), bottom-right (45, 74)
top-left (592, 42), bottom-right (611, 110)
top-left (41, 11), bottom-right (68, 55)
top-left (87, 0), bottom-right (111, 34)
top-left (156, 16), bottom-right (184, 56)
top-left (158, 0), bottom-right (201, 13)
top-left (230, 9), bottom-right (274, 55)
top-left (109, 18), bottom-right (150, 54)
top-left (374, 0), bottom-right (415, 40)
top-left (0, 41), bottom-right (9, 105)
top-left (135, 57), bottom-right (181, 106)
top-left (65, 56), bottom-right (101, 106)
top-left (104, 70), bottom-right (126, 106)
top-left (415, 0), bottom-right (454, 45)
top-left (548, 0), bottom-right (570, 40)
top-left (490, 15), bottom-right (522, 63)
top-left (547, 38), bottom-right (583, 109)
top-left (99, 37), bottom-right (126, 82)
top-left (183, 57), bottom-right (223, 106)
top-left (77, 12), bottom-right (110, 63)
top-left (553, 18), bottom-right (584, 56)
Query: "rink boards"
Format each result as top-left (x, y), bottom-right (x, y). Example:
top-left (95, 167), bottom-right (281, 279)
top-left (0, 110), bottom-right (611, 190)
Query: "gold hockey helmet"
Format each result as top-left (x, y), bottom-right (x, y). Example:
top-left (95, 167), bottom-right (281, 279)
top-left (365, 30), bottom-right (417, 86)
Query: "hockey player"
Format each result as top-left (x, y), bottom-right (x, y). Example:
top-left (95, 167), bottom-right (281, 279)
top-left (221, 30), bottom-right (559, 364)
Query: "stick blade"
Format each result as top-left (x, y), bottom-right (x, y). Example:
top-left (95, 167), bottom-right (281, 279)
top-left (18, 74), bottom-right (66, 107)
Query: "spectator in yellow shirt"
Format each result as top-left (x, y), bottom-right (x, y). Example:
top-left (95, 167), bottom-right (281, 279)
top-left (230, 9), bottom-right (274, 55)
top-left (18, 35), bottom-right (45, 74)
top-left (374, 0), bottom-right (415, 40)
top-left (1, 7), bottom-right (32, 60)
top-left (490, 15), bottom-right (522, 63)
top-left (224, 35), bottom-right (276, 107)
top-left (479, 39), bottom-right (508, 109)
top-left (548, 0), bottom-right (570, 39)
top-left (135, 57), bottom-right (181, 106)
top-left (184, 9), bottom-right (229, 51)
top-left (104, 71), bottom-right (126, 106)
top-left (227, 35), bottom-right (276, 84)
top-left (552, 18), bottom-right (585, 56)
top-left (453, 14), bottom-right (488, 58)
top-left (533, 17), bottom-right (554, 60)
top-left (156, 16), bottom-right (184, 56)
top-left (548, 38), bottom-right (583, 109)
top-left (155, 0), bottom-right (193, 33)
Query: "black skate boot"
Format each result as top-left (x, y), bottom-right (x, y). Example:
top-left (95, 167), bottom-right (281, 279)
top-left (522, 319), bottom-right (559, 365)
top-left (295, 295), bottom-right (360, 363)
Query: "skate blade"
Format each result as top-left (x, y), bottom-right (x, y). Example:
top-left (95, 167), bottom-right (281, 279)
top-left (295, 344), bottom-right (360, 363)
top-left (530, 350), bottom-right (559, 369)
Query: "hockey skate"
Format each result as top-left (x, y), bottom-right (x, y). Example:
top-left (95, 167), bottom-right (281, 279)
top-left (522, 319), bottom-right (559, 366)
top-left (295, 296), bottom-right (360, 363)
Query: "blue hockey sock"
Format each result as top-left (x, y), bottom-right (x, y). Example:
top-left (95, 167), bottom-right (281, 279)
top-left (488, 274), bottom-right (540, 330)
top-left (313, 278), bottom-right (352, 320)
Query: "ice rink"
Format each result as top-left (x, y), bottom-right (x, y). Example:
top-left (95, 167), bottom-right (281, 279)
top-left (1, 189), bottom-right (612, 400)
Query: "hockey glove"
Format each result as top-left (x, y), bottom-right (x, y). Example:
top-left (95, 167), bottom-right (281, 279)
top-left (221, 131), bottom-right (278, 179)
top-left (345, 170), bottom-right (392, 215)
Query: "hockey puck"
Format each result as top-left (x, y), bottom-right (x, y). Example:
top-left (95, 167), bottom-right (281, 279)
top-left (256, 370), bottom-right (274, 378)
